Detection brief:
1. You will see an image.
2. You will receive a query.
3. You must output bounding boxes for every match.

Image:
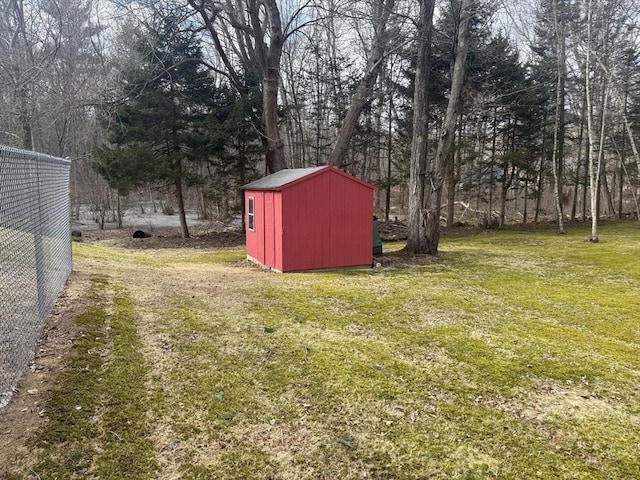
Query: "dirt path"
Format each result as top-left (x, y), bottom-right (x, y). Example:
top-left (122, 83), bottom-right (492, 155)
top-left (0, 240), bottom-right (262, 478)
top-left (0, 271), bottom-right (92, 473)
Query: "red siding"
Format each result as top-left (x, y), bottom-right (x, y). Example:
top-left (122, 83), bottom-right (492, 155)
top-left (329, 172), bottom-right (373, 268)
top-left (281, 169), bottom-right (373, 271)
top-left (245, 191), bottom-right (265, 264)
top-left (281, 173), bottom-right (329, 271)
top-left (245, 167), bottom-right (374, 272)
top-left (264, 192), bottom-right (276, 268)
top-left (274, 193), bottom-right (284, 271)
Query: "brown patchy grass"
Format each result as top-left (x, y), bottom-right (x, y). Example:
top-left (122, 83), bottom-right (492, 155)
top-left (2, 222), bottom-right (640, 479)
top-left (0, 271), bottom-right (90, 477)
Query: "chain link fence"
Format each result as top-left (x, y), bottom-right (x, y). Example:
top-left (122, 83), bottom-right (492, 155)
top-left (0, 146), bottom-right (72, 411)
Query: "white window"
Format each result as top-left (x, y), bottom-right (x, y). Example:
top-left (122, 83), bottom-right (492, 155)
top-left (248, 196), bottom-right (255, 231)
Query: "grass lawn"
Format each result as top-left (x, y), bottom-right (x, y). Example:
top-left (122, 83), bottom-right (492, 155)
top-left (6, 222), bottom-right (640, 479)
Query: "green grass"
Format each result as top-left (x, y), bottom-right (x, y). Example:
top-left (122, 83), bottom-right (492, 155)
top-left (20, 221), bottom-right (640, 479)
top-left (29, 277), bottom-right (157, 479)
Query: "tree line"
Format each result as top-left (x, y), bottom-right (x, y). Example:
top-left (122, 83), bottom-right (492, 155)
top-left (1, 0), bottom-right (639, 248)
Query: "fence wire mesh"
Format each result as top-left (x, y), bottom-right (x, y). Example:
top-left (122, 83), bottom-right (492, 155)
top-left (0, 145), bottom-right (71, 411)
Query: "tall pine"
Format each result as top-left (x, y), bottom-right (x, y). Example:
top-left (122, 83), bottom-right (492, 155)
top-left (96, 11), bottom-right (223, 237)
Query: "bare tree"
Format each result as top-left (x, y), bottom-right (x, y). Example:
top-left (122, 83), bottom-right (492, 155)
top-left (624, 116), bottom-right (640, 191)
top-left (423, 0), bottom-right (473, 254)
top-left (580, 0), bottom-right (632, 241)
top-left (188, 0), bottom-right (313, 173)
top-left (405, 0), bottom-right (435, 253)
top-left (0, 0), bottom-right (61, 149)
top-left (326, 0), bottom-right (399, 169)
top-left (550, 0), bottom-right (565, 233)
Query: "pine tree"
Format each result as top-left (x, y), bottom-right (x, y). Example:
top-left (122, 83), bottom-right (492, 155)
top-left (95, 11), bottom-right (225, 238)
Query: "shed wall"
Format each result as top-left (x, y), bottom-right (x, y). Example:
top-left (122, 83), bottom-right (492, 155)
top-left (328, 172), bottom-right (373, 267)
top-left (245, 191), bottom-right (264, 264)
top-left (274, 193), bottom-right (284, 271)
top-left (264, 191), bottom-right (276, 268)
top-left (245, 190), bottom-right (285, 271)
top-left (281, 169), bottom-right (373, 271)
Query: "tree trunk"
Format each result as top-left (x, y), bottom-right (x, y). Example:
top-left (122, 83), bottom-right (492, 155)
top-left (328, 88), bottom-right (376, 168)
top-left (623, 114), bottom-right (640, 182)
top-left (447, 118), bottom-right (463, 227)
top-left (570, 104), bottom-right (586, 221)
top-left (535, 109), bottom-right (548, 224)
top-left (188, 0), bottom-right (288, 173)
top-left (475, 114), bottom-right (488, 215)
top-left (385, 94), bottom-right (393, 221)
top-left (261, 0), bottom-right (287, 173)
top-left (585, 0), bottom-right (599, 242)
top-left (373, 75), bottom-right (385, 202)
top-left (17, 86), bottom-right (35, 150)
top-left (327, 0), bottom-right (396, 169)
top-left (405, 0), bottom-right (435, 253)
top-left (263, 70), bottom-right (288, 173)
top-left (551, 0), bottom-right (565, 233)
top-left (116, 193), bottom-right (123, 229)
top-left (617, 145), bottom-right (640, 221)
top-left (489, 107), bottom-right (498, 224)
top-left (423, 0), bottom-right (473, 254)
top-left (602, 166), bottom-right (616, 216)
top-left (523, 177), bottom-right (529, 224)
top-left (499, 165), bottom-right (516, 228)
top-left (617, 160), bottom-right (623, 219)
top-left (175, 170), bottom-right (190, 239)
top-left (582, 140), bottom-right (589, 221)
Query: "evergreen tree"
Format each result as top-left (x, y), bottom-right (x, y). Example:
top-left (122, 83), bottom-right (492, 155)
top-left (95, 11), bottom-right (227, 237)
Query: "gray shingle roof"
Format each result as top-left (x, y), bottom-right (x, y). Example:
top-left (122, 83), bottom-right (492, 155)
top-left (241, 166), bottom-right (329, 190)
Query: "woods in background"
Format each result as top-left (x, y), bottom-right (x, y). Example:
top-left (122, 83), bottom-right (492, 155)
top-left (1, 0), bottom-right (639, 245)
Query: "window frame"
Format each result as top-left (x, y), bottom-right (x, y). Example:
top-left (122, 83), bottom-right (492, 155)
top-left (247, 196), bottom-right (255, 231)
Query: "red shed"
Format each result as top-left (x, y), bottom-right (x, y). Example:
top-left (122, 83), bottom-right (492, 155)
top-left (242, 166), bottom-right (375, 272)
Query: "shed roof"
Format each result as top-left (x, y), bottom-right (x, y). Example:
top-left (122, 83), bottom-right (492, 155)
top-left (242, 166), bottom-right (375, 191)
top-left (242, 166), bottom-right (327, 191)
